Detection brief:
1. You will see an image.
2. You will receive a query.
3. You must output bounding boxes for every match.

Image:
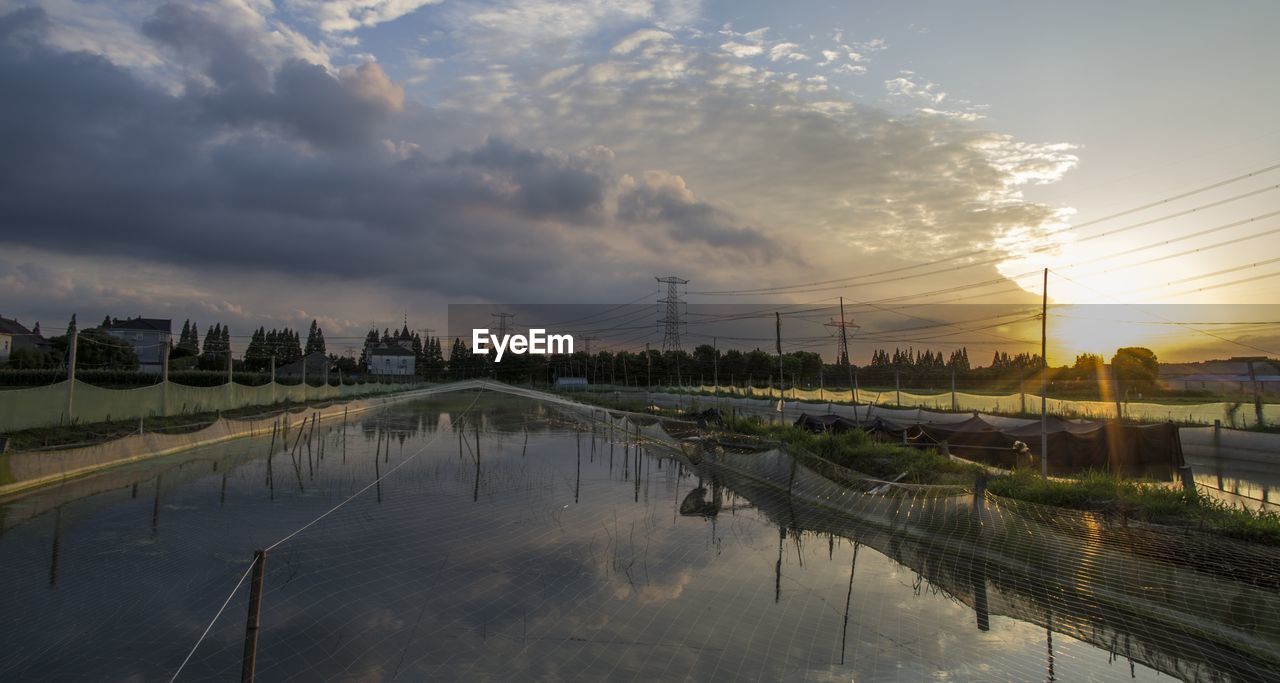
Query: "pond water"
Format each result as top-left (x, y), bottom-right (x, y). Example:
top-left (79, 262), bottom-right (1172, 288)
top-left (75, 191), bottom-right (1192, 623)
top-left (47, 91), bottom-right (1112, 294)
top-left (0, 391), bottom-right (1271, 681)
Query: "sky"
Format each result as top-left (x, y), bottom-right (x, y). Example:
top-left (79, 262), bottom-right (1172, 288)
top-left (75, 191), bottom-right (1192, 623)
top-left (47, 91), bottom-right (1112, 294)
top-left (1, 0), bottom-right (1278, 361)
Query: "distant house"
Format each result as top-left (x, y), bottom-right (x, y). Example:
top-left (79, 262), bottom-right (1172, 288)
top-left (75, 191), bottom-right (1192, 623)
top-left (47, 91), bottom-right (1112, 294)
top-left (0, 316), bottom-right (46, 363)
top-left (554, 376), bottom-right (588, 391)
top-left (367, 344), bottom-right (415, 376)
top-left (276, 351), bottom-right (330, 382)
top-left (0, 316), bottom-right (31, 362)
top-left (101, 317), bottom-right (172, 373)
top-left (1159, 357), bottom-right (1280, 395)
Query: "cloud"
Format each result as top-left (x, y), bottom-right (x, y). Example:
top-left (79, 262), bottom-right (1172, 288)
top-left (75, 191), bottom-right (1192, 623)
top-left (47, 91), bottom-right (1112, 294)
top-left (767, 41), bottom-right (807, 62)
top-left (0, 3), bottom-right (1082, 329)
top-left (0, 7), bottom-right (775, 315)
top-left (719, 41), bottom-right (762, 58)
top-left (616, 171), bottom-right (776, 259)
top-left (140, 4), bottom-right (402, 146)
top-left (288, 0), bottom-right (445, 33)
top-left (611, 28), bottom-right (673, 55)
top-left (448, 0), bottom-right (690, 56)
top-left (884, 72), bottom-right (946, 104)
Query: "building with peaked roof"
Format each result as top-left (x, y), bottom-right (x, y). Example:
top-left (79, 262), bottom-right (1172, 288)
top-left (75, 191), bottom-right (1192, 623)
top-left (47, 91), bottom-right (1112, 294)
top-left (0, 316), bottom-right (34, 363)
top-left (101, 317), bottom-right (172, 374)
top-left (367, 343), bottom-right (415, 376)
top-left (0, 316), bottom-right (51, 364)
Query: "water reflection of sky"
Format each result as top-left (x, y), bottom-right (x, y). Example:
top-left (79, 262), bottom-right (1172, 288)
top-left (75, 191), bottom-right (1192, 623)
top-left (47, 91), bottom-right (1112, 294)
top-left (0, 394), bottom-right (1169, 680)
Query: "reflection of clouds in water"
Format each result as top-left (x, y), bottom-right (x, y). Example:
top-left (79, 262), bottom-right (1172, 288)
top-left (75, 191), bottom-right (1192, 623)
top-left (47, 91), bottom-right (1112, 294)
top-left (610, 569), bottom-right (692, 603)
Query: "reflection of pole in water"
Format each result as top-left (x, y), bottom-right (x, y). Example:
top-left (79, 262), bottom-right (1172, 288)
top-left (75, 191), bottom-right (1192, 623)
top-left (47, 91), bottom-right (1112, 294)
top-left (840, 543), bottom-right (859, 665)
top-left (267, 420), bottom-right (278, 492)
top-left (472, 423), bottom-right (481, 503)
top-left (972, 558), bottom-right (990, 632)
top-left (1046, 608), bottom-right (1056, 681)
top-left (48, 507), bottom-right (63, 588)
top-left (634, 424), bottom-right (641, 503)
top-left (375, 429), bottom-right (383, 504)
top-left (775, 526), bottom-right (785, 603)
top-left (220, 473), bottom-right (227, 506)
top-left (151, 474), bottom-right (162, 537)
top-left (522, 427), bottom-right (528, 458)
top-left (575, 430), bottom-right (582, 504)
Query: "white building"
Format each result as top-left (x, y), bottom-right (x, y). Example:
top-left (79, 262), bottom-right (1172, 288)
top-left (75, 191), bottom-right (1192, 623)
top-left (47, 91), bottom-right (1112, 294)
top-left (101, 317), bottom-right (172, 374)
top-left (367, 344), bottom-right (416, 376)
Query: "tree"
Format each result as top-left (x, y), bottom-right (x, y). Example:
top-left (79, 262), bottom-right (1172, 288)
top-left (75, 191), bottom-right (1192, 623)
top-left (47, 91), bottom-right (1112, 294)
top-left (173, 319), bottom-right (198, 359)
top-left (7, 347), bottom-right (57, 369)
top-left (50, 328), bottom-right (139, 370)
top-left (305, 320), bottom-right (326, 356)
top-left (1112, 347), bottom-right (1159, 391)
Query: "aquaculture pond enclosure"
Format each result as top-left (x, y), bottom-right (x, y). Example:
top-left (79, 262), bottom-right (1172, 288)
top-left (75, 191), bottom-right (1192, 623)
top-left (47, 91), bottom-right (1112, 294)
top-left (0, 388), bottom-right (1276, 681)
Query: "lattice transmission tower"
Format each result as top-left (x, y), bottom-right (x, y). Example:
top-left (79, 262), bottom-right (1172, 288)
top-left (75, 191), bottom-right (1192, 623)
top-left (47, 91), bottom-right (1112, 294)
top-left (655, 276), bottom-right (688, 352)
top-left (824, 297), bottom-right (859, 366)
top-left (491, 312), bottom-right (514, 338)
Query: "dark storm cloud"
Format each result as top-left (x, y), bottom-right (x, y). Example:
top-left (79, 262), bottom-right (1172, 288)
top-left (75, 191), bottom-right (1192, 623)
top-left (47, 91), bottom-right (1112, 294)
top-left (141, 3), bottom-right (403, 147)
top-left (0, 7), bottom-right (753, 303)
top-left (616, 170), bottom-right (774, 257)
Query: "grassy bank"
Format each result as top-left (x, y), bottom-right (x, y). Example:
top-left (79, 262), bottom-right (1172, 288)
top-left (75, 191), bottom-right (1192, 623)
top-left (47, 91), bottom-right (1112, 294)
top-left (563, 390), bottom-right (1280, 545)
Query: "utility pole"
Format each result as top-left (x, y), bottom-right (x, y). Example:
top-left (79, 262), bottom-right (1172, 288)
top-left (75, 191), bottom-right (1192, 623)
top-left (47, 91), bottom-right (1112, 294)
top-left (65, 315), bottom-right (77, 425)
top-left (712, 336), bottom-right (719, 402)
top-left (162, 336), bottom-right (170, 417)
top-left (227, 338), bottom-right (235, 408)
top-left (1040, 267), bottom-right (1049, 479)
top-left (582, 336), bottom-right (599, 383)
top-left (826, 297), bottom-right (858, 406)
top-left (645, 342), bottom-right (652, 404)
top-left (270, 355), bottom-right (277, 404)
top-left (776, 312), bottom-right (784, 421)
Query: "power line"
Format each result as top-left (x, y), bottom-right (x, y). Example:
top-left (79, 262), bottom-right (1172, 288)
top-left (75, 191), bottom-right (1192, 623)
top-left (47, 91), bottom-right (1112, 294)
top-left (690, 162), bottom-right (1280, 296)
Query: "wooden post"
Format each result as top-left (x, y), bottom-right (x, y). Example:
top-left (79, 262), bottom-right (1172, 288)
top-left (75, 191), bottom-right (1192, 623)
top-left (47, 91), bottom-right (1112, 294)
top-left (301, 356), bottom-right (307, 403)
top-left (895, 370), bottom-right (900, 407)
top-left (270, 355), bottom-right (277, 405)
top-left (241, 549), bottom-right (267, 683)
top-left (1247, 359), bottom-right (1265, 428)
top-left (1179, 465), bottom-right (1197, 495)
top-left (1111, 366), bottom-right (1123, 420)
top-left (950, 369), bottom-right (957, 412)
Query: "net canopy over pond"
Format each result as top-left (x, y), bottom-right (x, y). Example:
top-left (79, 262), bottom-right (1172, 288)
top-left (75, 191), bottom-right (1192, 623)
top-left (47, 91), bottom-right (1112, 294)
top-left (0, 381), bottom-right (1276, 681)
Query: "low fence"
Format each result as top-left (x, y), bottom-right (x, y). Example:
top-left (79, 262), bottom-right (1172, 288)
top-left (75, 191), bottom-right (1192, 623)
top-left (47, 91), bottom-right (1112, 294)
top-left (0, 379), bottom-right (415, 434)
top-left (661, 383), bottom-right (1279, 427)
